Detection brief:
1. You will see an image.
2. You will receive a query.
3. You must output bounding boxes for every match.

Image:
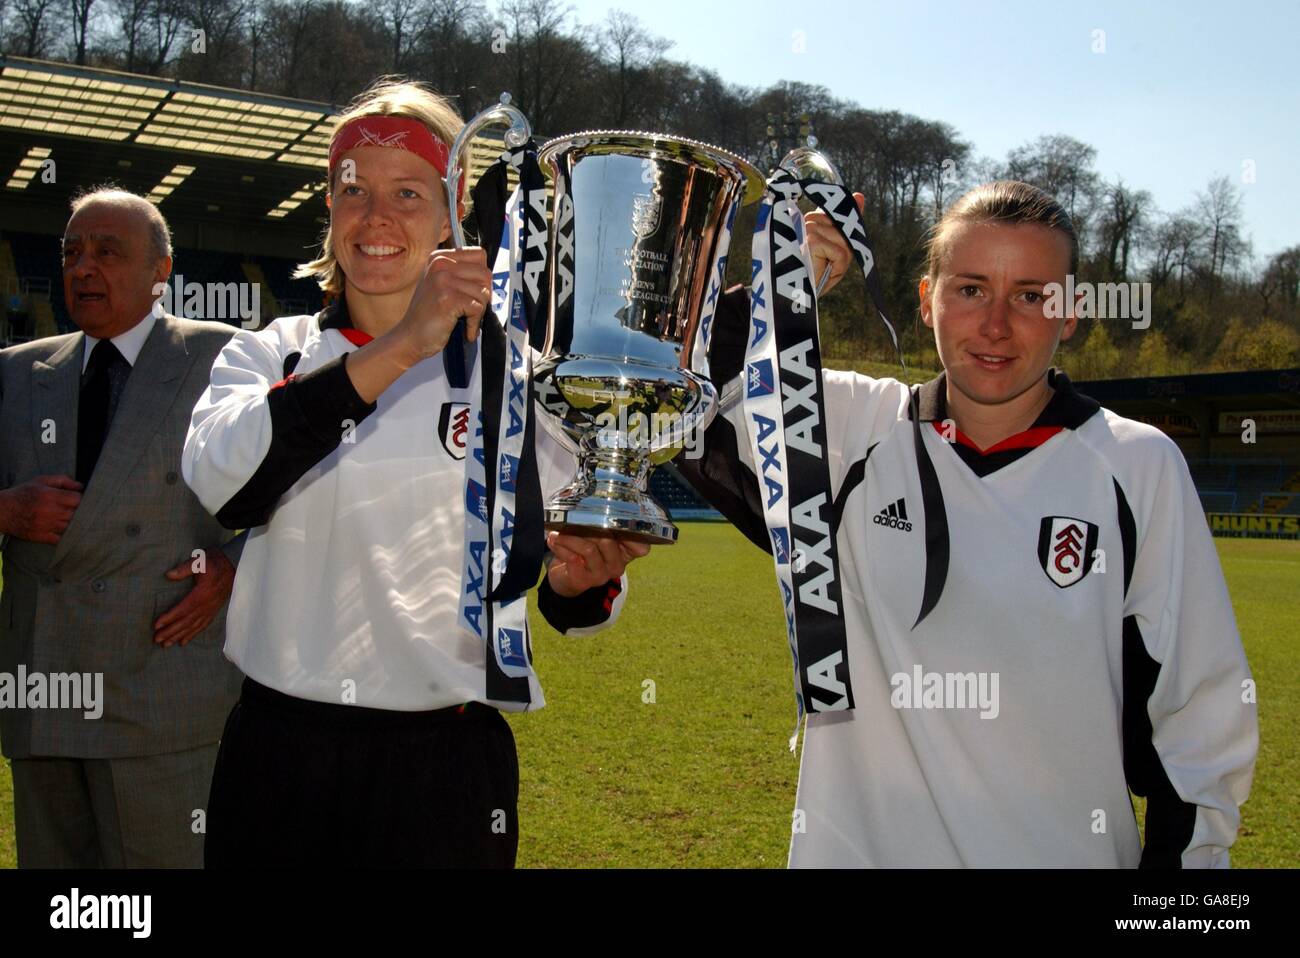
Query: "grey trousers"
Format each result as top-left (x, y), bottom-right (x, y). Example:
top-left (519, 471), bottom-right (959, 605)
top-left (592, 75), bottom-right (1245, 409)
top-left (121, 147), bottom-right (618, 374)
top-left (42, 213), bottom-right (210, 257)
top-left (10, 743), bottom-right (219, 868)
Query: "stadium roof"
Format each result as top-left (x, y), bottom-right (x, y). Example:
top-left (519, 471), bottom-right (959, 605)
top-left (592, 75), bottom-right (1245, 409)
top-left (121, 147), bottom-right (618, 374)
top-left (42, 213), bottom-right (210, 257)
top-left (0, 56), bottom-right (335, 166)
top-left (0, 56), bottom-right (517, 235)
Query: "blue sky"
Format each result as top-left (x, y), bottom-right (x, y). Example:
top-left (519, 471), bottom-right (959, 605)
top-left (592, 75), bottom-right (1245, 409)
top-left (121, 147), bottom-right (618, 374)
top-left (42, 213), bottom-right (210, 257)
top-left (562, 0), bottom-right (1298, 261)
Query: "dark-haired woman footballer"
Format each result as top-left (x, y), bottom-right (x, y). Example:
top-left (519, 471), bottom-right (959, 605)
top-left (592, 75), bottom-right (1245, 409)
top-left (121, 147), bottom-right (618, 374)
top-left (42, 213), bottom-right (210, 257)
top-left (681, 181), bottom-right (1256, 868)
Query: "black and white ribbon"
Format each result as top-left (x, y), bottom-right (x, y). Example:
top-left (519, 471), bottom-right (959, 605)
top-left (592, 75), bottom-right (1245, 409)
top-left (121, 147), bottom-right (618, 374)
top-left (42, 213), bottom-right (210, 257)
top-left (744, 169), bottom-right (900, 748)
top-left (459, 142), bottom-right (549, 708)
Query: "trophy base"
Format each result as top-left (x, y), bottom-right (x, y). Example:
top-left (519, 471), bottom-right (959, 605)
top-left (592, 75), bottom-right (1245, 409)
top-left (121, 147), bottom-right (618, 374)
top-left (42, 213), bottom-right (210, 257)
top-left (544, 483), bottom-right (678, 546)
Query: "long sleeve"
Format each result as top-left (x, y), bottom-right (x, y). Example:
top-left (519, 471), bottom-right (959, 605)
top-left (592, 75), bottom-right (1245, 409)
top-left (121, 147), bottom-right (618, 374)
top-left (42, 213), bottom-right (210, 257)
top-left (674, 284), bottom-right (899, 553)
top-left (1119, 439), bottom-right (1257, 868)
top-left (674, 285), bottom-right (771, 550)
top-left (536, 569), bottom-right (627, 637)
top-left (182, 322), bottom-right (378, 530)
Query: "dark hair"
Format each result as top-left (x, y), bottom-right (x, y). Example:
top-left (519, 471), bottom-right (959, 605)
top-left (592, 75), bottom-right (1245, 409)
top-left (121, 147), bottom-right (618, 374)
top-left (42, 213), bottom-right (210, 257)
top-left (923, 180), bottom-right (1078, 279)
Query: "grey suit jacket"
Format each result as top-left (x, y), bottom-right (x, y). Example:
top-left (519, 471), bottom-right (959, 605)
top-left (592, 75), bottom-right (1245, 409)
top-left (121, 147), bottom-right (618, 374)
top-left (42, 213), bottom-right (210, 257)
top-left (0, 313), bottom-right (245, 760)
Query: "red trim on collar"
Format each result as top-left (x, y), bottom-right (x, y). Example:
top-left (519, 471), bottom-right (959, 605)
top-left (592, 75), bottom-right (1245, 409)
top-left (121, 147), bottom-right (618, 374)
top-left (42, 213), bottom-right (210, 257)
top-left (932, 420), bottom-right (1064, 455)
top-left (338, 328), bottom-right (374, 347)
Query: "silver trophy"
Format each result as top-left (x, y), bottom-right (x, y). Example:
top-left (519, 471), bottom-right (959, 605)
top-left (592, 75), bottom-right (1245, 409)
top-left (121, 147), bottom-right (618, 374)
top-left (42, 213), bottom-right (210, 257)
top-left (777, 137), bottom-right (842, 295)
top-left (533, 132), bottom-right (763, 544)
top-left (446, 93), bottom-right (532, 248)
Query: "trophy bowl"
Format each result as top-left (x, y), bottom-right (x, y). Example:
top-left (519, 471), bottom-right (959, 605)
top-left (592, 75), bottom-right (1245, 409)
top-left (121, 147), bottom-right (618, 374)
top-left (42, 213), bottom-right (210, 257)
top-left (534, 131), bottom-right (763, 545)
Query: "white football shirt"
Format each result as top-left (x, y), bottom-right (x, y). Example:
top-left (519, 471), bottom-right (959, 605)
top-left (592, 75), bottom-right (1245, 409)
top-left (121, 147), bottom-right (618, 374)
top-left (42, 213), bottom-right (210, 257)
top-left (687, 358), bottom-right (1257, 868)
top-left (182, 306), bottom-right (626, 713)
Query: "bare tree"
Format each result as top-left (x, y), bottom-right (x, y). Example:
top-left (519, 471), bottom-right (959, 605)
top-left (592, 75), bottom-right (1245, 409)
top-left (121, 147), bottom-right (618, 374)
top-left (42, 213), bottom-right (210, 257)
top-left (1097, 179), bottom-right (1152, 279)
top-left (919, 120), bottom-right (970, 220)
top-left (254, 0), bottom-right (386, 103)
top-left (1150, 212), bottom-right (1205, 294)
top-left (599, 9), bottom-right (670, 126)
top-left (138, 0), bottom-right (183, 73)
top-left (105, 0), bottom-right (147, 70)
top-left (243, 0), bottom-right (264, 88)
top-left (67, 0), bottom-right (96, 63)
top-left (175, 0), bottom-right (250, 84)
top-left (1005, 133), bottom-right (1100, 238)
top-left (1196, 175), bottom-right (1248, 281)
top-left (376, 0), bottom-right (430, 74)
top-left (7, 0), bottom-right (58, 57)
top-left (418, 0), bottom-right (487, 108)
top-left (1258, 245), bottom-right (1300, 318)
top-left (491, 0), bottom-right (597, 133)
top-left (257, 0), bottom-right (315, 97)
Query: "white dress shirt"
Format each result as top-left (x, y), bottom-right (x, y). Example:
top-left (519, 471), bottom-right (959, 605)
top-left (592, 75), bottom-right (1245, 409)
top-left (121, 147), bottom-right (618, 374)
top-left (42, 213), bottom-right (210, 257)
top-left (81, 309), bottom-right (157, 372)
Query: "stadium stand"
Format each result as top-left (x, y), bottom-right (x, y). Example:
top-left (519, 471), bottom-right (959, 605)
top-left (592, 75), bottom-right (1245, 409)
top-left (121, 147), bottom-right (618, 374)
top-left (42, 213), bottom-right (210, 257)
top-left (2, 231), bottom-right (60, 340)
top-left (248, 253), bottom-right (325, 318)
top-left (653, 464), bottom-right (722, 521)
top-left (1078, 369), bottom-right (1300, 535)
top-left (1184, 457), bottom-right (1291, 514)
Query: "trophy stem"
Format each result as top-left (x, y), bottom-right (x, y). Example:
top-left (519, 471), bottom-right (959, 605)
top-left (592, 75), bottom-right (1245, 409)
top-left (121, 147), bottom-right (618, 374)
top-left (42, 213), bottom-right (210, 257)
top-left (544, 447), bottom-right (678, 545)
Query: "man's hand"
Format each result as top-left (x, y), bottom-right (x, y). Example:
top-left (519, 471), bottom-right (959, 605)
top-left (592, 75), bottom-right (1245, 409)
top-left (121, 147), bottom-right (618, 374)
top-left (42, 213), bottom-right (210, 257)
top-left (0, 475), bottom-right (83, 545)
top-left (805, 191), bottom-right (866, 297)
top-left (546, 530), bottom-right (650, 598)
top-left (154, 548), bottom-right (236, 647)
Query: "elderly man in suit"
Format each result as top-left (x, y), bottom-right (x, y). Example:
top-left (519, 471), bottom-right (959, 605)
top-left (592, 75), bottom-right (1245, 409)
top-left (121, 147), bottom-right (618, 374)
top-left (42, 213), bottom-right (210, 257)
top-left (0, 187), bottom-right (244, 868)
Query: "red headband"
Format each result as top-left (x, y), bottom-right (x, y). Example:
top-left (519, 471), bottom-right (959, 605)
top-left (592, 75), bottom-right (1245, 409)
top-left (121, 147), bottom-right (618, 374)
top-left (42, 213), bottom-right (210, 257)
top-left (328, 115), bottom-right (461, 198)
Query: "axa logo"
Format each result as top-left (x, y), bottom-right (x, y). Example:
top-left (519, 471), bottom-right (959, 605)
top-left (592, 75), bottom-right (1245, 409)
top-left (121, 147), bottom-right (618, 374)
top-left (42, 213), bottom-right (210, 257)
top-left (497, 627), bottom-right (528, 670)
top-left (1037, 516), bottom-right (1099, 588)
top-left (873, 497), bottom-right (912, 532)
top-left (770, 525), bottom-right (791, 565)
top-left (498, 453), bottom-right (519, 494)
top-left (747, 358), bottom-right (775, 398)
top-left (466, 479), bottom-right (489, 523)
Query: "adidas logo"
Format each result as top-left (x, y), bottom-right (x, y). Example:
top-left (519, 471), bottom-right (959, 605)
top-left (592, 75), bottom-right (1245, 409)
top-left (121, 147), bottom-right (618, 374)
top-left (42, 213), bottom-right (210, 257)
top-left (873, 497), bottom-right (913, 532)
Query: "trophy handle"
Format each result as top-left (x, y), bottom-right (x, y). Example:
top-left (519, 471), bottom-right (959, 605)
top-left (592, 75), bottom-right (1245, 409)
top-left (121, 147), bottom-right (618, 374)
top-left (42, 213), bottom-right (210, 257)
top-left (775, 138), bottom-right (843, 295)
top-left (446, 93), bottom-right (533, 249)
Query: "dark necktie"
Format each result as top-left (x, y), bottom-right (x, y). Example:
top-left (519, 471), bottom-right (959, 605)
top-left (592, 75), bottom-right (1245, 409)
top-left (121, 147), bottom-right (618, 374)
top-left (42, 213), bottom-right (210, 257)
top-left (76, 338), bottom-right (132, 486)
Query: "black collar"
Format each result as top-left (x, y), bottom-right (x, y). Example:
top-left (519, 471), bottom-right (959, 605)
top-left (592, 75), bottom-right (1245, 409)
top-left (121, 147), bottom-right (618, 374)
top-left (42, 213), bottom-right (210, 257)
top-left (318, 296), bottom-right (351, 331)
top-left (911, 367), bottom-right (1100, 431)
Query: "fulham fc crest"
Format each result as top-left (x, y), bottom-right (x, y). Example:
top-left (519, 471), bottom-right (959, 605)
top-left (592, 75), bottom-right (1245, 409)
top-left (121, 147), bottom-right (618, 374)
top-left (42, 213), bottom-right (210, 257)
top-left (1037, 516), bottom-right (1099, 588)
top-left (439, 401), bottom-right (471, 460)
